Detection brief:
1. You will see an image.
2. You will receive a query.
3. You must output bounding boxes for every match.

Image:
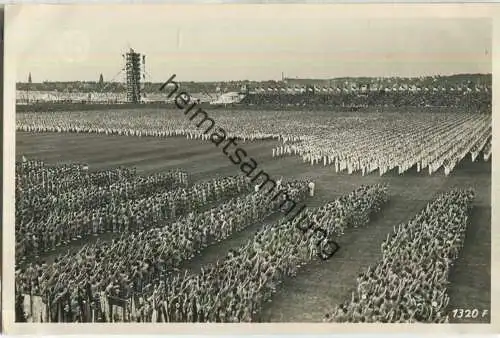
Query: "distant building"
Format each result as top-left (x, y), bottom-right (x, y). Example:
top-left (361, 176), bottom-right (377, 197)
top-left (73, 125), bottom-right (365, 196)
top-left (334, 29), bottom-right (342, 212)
top-left (210, 92), bottom-right (245, 105)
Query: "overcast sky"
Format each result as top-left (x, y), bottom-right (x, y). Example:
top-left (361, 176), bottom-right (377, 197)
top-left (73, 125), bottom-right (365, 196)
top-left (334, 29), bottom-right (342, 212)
top-left (10, 5), bottom-right (492, 82)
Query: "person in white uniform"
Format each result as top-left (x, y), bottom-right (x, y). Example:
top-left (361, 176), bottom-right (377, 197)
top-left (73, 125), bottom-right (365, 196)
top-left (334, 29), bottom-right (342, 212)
top-left (276, 176), bottom-right (283, 190)
top-left (308, 181), bottom-right (315, 197)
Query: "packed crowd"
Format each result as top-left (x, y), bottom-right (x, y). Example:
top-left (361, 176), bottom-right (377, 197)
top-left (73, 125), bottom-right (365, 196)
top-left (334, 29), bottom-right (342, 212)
top-left (328, 188), bottom-right (474, 323)
top-left (16, 109), bottom-right (286, 142)
top-left (272, 113), bottom-right (491, 176)
top-left (17, 111), bottom-right (491, 181)
top-left (123, 184), bottom-right (388, 323)
top-left (15, 160), bottom-right (254, 261)
top-left (241, 90), bottom-right (491, 111)
top-left (16, 160), bottom-right (188, 223)
top-left (17, 110), bottom-right (489, 151)
top-left (15, 179), bottom-right (311, 322)
top-left (18, 184), bottom-right (388, 322)
top-left (16, 160), bottom-right (137, 198)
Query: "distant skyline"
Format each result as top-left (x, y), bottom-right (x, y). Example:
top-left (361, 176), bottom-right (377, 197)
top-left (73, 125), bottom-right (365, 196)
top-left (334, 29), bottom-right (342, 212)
top-left (16, 72), bottom-right (493, 84)
top-left (11, 5), bottom-right (492, 82)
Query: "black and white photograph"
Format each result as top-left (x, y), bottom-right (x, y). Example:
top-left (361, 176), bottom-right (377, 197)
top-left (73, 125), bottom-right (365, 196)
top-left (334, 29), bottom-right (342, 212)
top-left (2, 3), bottom-right (496, 331)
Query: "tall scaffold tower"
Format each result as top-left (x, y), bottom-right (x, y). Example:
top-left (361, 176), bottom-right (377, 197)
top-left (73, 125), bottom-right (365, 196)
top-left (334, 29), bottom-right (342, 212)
top-left (123, 48), bottom-right (144, 103)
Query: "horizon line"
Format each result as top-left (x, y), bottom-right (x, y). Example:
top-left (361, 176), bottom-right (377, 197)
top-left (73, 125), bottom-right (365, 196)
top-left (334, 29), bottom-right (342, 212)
top-left (15, 72), bottom-right (493, 85)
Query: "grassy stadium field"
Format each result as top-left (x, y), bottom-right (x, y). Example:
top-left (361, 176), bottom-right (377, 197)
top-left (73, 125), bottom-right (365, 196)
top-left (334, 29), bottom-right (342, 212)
top-left (16, 129), bottom-right (491, 323)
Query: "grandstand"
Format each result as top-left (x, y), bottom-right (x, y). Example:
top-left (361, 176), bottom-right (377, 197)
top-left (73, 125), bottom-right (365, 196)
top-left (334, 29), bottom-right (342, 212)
top-left (16, 72), bottom-right (491, 112)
